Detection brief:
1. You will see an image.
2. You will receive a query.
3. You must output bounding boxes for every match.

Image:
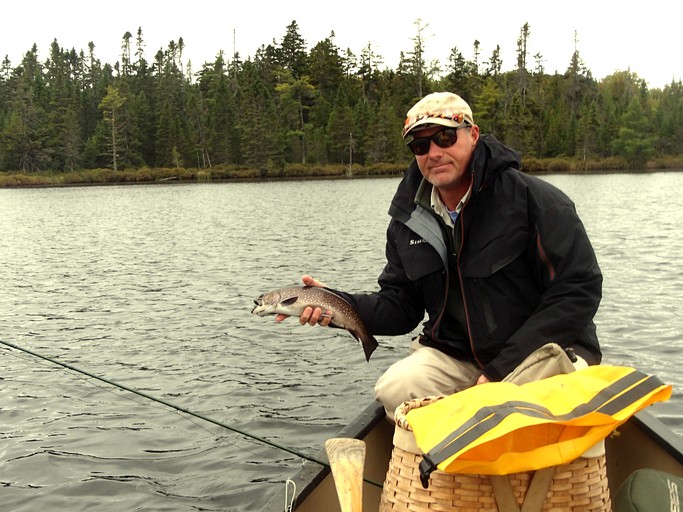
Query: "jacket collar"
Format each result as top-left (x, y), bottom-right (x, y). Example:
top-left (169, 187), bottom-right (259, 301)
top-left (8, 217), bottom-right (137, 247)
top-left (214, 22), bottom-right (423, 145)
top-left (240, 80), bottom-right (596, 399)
top-left (389, 134), bottom-right (521, 221)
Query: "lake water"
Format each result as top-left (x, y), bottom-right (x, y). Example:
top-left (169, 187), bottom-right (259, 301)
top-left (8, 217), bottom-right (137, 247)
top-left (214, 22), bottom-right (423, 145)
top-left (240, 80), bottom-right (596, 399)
top-left (1, 172), bottom-right (682, 511)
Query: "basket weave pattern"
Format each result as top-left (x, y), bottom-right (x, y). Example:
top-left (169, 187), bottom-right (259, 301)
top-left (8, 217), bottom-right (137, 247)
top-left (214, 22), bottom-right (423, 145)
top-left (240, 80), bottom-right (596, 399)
top-left (380, 397), bottom-right (612, 512)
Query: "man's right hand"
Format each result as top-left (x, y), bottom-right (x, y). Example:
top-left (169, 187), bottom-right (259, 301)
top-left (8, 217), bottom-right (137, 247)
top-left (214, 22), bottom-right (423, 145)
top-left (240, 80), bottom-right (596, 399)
top-left (274, 275), bottom-right (333, 326)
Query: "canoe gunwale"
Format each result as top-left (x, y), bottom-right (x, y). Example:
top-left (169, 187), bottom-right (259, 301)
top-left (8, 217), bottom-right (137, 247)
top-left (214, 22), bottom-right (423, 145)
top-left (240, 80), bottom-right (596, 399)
top-left (260, 401), bottom-right (386, 511)
top-left (630, 408), bottom-right (683, 464)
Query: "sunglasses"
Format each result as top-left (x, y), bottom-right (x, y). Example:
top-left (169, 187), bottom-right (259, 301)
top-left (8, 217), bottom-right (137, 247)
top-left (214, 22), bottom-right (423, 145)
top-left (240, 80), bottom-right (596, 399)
top-left (406, 126), bottom-right (469, 156)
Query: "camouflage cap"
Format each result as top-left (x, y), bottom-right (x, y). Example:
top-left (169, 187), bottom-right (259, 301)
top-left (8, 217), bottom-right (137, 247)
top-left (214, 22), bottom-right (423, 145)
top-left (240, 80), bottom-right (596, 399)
top-left (403, 92), bottom-right (474, 139)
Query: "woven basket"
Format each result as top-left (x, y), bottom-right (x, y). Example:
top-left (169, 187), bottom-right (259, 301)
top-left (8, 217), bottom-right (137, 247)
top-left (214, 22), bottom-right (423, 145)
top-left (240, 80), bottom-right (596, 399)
top-left (379, 397), bottom-right (612, 512)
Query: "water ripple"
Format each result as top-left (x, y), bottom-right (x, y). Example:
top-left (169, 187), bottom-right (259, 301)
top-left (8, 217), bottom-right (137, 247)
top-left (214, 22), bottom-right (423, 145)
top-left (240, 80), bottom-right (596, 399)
top-left (1, 175), bottom-right (682, 510)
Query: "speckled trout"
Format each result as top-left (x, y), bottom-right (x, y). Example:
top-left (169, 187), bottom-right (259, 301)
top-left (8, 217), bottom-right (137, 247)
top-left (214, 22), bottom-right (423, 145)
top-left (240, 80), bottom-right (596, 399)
top-left (251, 286), bottom-right (378, 361)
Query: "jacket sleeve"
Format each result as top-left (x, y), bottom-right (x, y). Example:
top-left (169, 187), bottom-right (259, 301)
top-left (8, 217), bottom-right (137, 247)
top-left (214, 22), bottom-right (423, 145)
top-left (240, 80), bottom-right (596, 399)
top-left (484, 199), bottom-right (603, 381)
top-left (335, 222), bottom-right (426, 336)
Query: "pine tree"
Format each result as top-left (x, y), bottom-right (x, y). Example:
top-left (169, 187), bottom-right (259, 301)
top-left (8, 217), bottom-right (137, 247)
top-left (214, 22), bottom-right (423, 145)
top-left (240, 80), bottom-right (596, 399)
top-left (327, 86), bottom-right (354, 163)
top-left (309, 34), bottom-right (343, 100)
top-left (1, 46), bottom-right (50, 171)
top-left (99, 85), bottom-right (126, 170)
top-left (279, 21), bottom-right (308, 79)
top-left (613, 97), bottom-right (656, 168)
top-left (275, 71), bottom-right (316, 164)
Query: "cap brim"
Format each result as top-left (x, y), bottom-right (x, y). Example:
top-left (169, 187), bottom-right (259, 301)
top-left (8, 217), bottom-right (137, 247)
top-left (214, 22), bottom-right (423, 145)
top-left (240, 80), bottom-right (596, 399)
top-left (403, 118), bottom-right (461, 139)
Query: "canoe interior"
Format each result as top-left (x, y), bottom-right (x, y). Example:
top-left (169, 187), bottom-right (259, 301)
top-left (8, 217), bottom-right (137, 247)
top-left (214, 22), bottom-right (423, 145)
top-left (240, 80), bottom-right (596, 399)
top-left (261, 401), bottom-right (683, 511)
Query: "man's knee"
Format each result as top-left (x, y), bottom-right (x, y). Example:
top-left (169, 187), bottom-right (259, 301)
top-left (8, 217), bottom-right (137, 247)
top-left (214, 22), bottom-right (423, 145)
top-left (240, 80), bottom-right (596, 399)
top-left (374, 363), bottom-right (410, 416)
top-left (374, 346), bottom-right (480, 417)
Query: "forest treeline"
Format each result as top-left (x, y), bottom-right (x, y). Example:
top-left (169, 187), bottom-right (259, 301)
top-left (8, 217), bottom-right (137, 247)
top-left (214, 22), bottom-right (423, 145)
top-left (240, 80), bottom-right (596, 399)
top-left (1, 20), bottom-right (682, 178)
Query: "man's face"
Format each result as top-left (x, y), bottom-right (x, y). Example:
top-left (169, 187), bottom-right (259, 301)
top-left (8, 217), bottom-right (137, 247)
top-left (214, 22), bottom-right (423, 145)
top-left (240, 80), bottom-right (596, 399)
top-left (411, 124), bottom-right (479, 192)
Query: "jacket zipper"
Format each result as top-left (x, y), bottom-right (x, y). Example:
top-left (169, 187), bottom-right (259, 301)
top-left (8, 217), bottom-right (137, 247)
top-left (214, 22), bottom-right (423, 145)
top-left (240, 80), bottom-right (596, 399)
top-left (429, 187), bottom-right (483, 369)
top-left (457, 210), bottom-right (483, 369)
top-left (431, 271), bottom-right (449, 343)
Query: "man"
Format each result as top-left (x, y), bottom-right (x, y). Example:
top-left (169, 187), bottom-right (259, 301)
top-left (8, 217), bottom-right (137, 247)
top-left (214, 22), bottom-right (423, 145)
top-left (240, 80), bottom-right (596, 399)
top-left (279, 91), bottom-right (602, 417)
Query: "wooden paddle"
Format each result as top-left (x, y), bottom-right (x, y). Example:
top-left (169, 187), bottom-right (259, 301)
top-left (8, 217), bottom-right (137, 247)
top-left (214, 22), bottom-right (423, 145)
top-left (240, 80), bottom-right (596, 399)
top-left (324, 438), bottom-right (366, 512)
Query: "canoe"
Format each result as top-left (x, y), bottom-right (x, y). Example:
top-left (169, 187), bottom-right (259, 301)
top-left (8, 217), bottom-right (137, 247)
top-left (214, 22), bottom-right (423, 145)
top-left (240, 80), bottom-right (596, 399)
top-left (261, 401), bottom-right (683, 511)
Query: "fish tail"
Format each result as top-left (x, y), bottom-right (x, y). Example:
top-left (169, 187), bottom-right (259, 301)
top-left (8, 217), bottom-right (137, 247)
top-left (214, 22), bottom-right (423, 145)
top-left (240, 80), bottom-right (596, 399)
top-left (347, 327), bottom-right (378, 362)
top-left (361, 334), bottom-right (379, 362)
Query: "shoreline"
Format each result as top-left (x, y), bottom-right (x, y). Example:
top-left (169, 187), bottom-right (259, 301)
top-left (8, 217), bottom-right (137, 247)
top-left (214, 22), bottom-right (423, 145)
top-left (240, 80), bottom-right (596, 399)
top-left (1, 162), bottom-right (682, 189)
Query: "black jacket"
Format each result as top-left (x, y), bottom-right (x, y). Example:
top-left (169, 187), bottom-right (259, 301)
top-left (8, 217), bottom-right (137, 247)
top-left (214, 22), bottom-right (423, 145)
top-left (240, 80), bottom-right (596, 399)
top-left (341, 134), bottom-right (602, 381)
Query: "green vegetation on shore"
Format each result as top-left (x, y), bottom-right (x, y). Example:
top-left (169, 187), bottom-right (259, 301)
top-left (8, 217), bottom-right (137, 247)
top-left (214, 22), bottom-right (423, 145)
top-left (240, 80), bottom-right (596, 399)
top-left (2, 20), bottom-right (682, 177)
top-left (2, 155), bottom-right (682, 188)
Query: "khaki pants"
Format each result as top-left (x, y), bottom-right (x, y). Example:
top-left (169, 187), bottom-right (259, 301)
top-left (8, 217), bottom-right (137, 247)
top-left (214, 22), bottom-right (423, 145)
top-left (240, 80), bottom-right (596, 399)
top-left (375, 340), bottom-right (587, 421)
top-left (374, 339), bottom-right (480, 420)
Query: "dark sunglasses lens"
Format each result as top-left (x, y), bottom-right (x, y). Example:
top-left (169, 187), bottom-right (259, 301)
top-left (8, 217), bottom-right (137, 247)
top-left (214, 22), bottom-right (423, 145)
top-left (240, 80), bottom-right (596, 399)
top-left (408, 139), bottom-right (431, 155)
top-left (407, 128), bottom-right (459, 155)
top-left (434, 129), bottom-right (457, 148)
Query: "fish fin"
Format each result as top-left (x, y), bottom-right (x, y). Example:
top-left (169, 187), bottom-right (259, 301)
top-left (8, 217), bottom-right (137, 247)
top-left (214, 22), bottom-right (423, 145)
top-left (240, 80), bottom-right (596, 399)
top-left (347, 327), bottom-right (379, 362)
top-left (318, 286), bottom-right (350, 302)
top-left (361, 336), bottom-right (379, 362)
top-left (280, 296), bottom-right (299, 306)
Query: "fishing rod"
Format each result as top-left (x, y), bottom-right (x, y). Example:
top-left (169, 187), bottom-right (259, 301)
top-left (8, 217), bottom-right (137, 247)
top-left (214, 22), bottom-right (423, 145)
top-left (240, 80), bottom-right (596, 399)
top-left (1, 338), bottom-right (383, 488)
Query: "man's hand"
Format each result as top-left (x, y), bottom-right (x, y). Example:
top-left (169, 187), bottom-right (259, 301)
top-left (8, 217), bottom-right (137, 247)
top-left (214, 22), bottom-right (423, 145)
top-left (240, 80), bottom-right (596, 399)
top-left (476, 374), bottom-right (490, 385)
top-left (274, 275), bottom-right (333, 326)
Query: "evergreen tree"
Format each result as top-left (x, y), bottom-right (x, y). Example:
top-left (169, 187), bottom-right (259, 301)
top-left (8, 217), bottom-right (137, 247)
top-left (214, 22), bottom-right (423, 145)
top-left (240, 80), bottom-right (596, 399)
top-left (541, 74), bottom-right (573, 157)
top-left (593, 83), bottom-right (620, 157)
top-left (99, 85), bottom-right (126, 170)
top-left (515, 23), bottom-right (531, 105)
top-left (351, 96), bottom-right (372, 165)
top-left (197, 53), bottom-right (236, 166)
top-left (474, 77), bottom-right (505, 137)
top-left (409, 18), bottom-right (429, 98)
top-left (444, 46), bottom-right (478, 103)
top-left (651, 81), bottom-right (683, 155)
top-left (59, 106), bottom-right (82, 171)
top-left (613, 96), bottom-right (656, 168)
top-left (238, 57), bottom-right (284, 173)
top-left (275, 71), bottom-right (317, 164)
top-left (44, 40), bottom-right (78, 170)
top-left (279, 21), bottom-right (308, 79)
top-left (308, 34), bottom-right (344, 100)
top-left (1, 47), bottom-right (50, 171)
top-left (364, 94), bottom-right (403, 164)
top-left (357, 43), bottom-right (383, 102)
top-left (327, 86), bottom-right (355, 163)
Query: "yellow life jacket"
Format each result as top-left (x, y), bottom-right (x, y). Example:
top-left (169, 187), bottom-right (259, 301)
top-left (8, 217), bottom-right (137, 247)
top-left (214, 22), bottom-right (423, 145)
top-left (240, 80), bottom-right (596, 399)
top-left (407, 365), bottom-right (671, 480)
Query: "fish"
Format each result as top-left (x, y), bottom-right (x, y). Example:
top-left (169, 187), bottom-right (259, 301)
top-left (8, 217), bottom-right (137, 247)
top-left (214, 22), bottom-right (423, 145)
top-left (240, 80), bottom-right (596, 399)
top-left (251, 286), bottom-right (378, 362)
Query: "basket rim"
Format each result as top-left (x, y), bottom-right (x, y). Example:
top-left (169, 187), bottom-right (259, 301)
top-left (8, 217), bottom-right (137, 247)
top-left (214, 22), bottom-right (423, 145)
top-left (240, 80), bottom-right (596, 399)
top-left (394, 395), bottom-right (444, 432)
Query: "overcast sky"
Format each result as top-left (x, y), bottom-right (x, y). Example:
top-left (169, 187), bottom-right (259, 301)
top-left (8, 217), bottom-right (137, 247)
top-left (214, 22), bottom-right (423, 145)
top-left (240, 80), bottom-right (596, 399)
top-left (2, 1), bottom-right (679, 90)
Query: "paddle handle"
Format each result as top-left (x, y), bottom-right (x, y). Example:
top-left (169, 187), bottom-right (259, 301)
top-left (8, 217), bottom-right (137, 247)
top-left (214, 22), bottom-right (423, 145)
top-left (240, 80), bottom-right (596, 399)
top-left (325, 438), bottom-right (366, 512)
